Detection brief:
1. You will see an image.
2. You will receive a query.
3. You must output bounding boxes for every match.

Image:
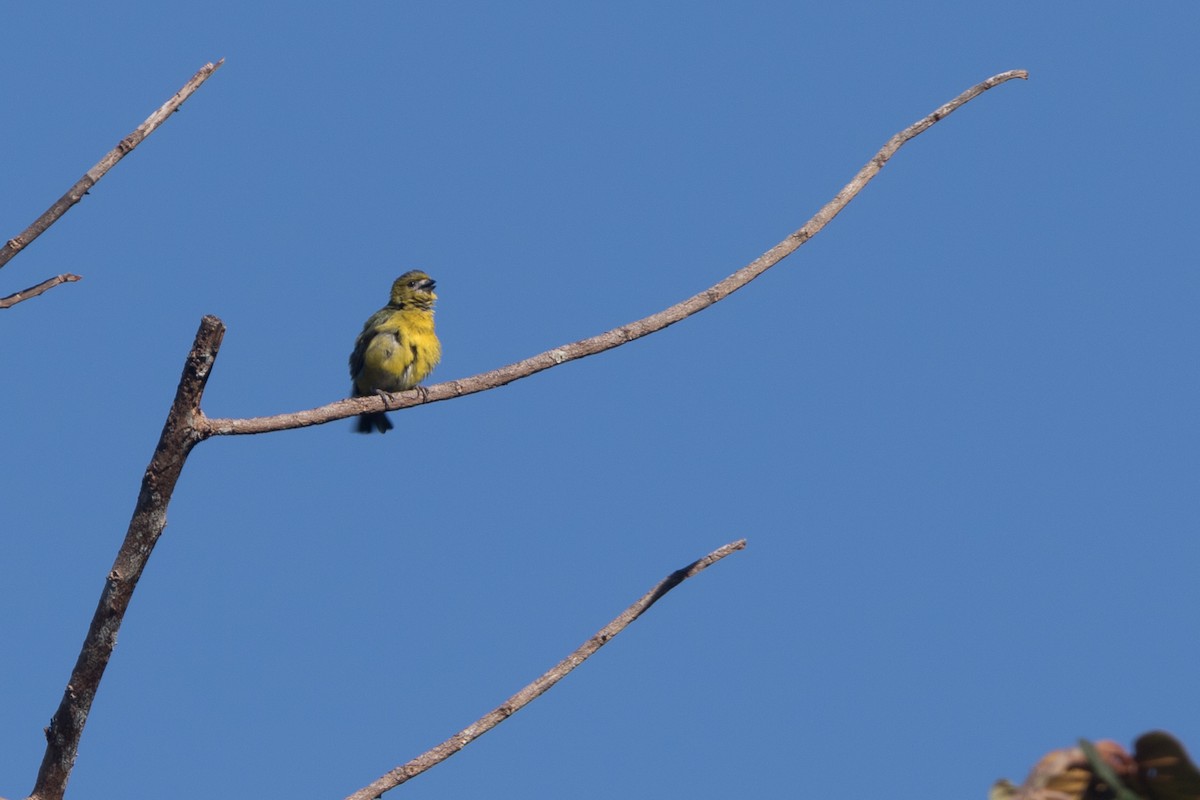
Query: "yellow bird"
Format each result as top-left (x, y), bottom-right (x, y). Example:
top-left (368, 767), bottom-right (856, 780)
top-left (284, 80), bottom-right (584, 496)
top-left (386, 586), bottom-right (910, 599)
top-left (349, 270), bottom-right (442, 433)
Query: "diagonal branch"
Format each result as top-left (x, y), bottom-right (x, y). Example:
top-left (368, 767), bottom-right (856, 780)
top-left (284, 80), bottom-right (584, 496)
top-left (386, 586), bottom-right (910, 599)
top-left (0, 274), bottom-right (82, 309)
top-left (198, 69), bottom-right (1028, 437)
top-left (343, 539), bottom-right (748, 800)
top-left (0, 60), bottom-right (224, 273)
top-left (28, 316), bottom-right (225, 800)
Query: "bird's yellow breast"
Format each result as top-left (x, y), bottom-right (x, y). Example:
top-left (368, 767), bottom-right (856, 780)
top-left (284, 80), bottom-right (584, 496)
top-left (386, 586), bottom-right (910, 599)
top-left (352, 308), bottom-right (441, 395)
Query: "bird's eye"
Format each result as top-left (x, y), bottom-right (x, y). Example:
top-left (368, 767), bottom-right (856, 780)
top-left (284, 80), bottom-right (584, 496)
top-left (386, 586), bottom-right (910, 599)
top-left (408, 280), bottom-right (418, 288)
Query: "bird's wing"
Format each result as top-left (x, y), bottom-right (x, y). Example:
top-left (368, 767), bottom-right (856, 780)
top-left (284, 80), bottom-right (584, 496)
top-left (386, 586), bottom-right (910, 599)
top-left (348, 330), bottom-right (369, 383)
top-left (348, 310), bottom-right (388, 388)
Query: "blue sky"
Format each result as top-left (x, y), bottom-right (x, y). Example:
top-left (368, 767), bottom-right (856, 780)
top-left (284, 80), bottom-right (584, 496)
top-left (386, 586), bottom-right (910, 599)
top-left (3, 3), bottom-right (1198, 798)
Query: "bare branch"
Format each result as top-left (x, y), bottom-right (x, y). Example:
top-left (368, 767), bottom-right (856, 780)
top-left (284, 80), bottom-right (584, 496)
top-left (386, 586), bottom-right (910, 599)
top-left (0, 60), bottom-right (224, 273)
top-left (16, 61), bottom-right (223, 796)
top-left (22, 69), bottom-right (1025, 800)
top-left (344, 539), bottom-right (748, 800)
top-left (28, 316), bottom-right (225, 800)
top-left (0, 274), bottom-right (82, 309)
top-left (199, 69), bottom-right (1028, 437)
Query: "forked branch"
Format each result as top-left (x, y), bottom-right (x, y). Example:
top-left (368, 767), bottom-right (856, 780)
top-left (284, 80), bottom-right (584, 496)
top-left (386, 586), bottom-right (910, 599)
top-left (344, 539), bottom-right (748, 800)
top-left (28, 317), bottom-right (225, 800)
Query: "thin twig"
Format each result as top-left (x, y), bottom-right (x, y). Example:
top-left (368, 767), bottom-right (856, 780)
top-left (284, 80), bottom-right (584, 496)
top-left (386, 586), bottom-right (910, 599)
top-left (0, 60), bottom-right (224, 273)
top-left (344, 539), bottom-right (747, 800)
top-left (28, 316), bottom-right (226, 800)
top-left (0, 274), bottom-right (82, 309)
top-left (199, 69), bottom-right (1028, 437)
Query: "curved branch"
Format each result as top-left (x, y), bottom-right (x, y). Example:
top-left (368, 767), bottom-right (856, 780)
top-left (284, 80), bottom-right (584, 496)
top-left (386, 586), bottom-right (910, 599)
top-left (199, 68), bottom-right (1028, 438)
top-left (28, 316), bottom-right (225, 800)
top-left (343, 539), bottom-right (747, 800)
top-left (0, 274), bottom-right (82, 309)
top-left (0, 60), bottom-right (224, 273)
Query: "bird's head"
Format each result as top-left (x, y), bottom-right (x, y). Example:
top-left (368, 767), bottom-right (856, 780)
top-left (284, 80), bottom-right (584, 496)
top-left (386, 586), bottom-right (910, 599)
top-left (389, 270), bottom-right (437, 310)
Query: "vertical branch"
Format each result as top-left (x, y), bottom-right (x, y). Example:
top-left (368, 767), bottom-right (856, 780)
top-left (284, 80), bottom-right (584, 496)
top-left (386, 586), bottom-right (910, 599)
top-left (28, 316), bottom-right (225, 800)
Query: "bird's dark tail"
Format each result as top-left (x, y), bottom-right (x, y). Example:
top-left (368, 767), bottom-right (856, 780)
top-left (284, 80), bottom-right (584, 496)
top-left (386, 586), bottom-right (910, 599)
top-left (356, 411), bottom-right (393, 434)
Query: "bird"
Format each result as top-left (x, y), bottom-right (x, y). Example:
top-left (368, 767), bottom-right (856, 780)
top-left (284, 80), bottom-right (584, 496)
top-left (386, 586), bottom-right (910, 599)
top-left (349, 270), bottom-right (442, 433)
